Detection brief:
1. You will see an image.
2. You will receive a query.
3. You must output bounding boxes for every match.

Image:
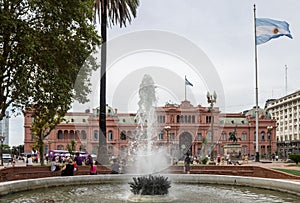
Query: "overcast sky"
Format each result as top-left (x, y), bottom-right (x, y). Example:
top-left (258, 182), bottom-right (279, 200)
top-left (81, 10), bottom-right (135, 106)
top-left (9, 0), bottom-right (300, 146)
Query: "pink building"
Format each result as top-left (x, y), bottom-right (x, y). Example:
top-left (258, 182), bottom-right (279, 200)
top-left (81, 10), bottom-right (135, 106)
top-left (24, 100), bottom-right (277, 160)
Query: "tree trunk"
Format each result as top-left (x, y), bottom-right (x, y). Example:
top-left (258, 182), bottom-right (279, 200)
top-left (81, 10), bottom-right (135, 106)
top-left (98, 0), bottom-right (109, 165)
top-left (39, 133), bottom-right (45, 166)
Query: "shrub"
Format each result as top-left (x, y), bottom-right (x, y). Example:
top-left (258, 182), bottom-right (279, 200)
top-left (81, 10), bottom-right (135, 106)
top-left (129, 175), bottom-right (171, 195)
top-left (289, 154), bottom-right (300, 165)
top-left (201, 157), bottom-right (208, 165)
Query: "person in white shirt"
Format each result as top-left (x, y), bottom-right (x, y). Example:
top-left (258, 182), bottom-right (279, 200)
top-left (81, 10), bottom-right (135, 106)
top-left (26, 155), bottom-right (33, 166)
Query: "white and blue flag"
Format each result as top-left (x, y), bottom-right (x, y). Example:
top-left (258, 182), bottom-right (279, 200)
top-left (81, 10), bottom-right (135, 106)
top-left (256, 18), bottom-right (292, 45)
top-left (185, 78), bottom-right (193, 87)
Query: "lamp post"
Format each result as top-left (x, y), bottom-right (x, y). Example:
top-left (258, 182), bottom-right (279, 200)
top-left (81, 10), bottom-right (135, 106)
top-left (0, 135), bottom-right (5, 166)
top-left (164, 126), bottom-right (171, 154)
top-left (207, 91), bottom-right (217, 164)
top-left (267, 126), bottom-right (273, 159)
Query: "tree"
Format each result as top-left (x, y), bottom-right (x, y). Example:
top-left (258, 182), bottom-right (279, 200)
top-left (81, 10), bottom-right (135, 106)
top-left (289, 154), bottom-right (300, 165)
top-left (1, 0), bottom-right (100, 165)
top-left (0, 0), bottom-right (37, 120)
top-left (94, 0), bottom-right (139, 165)
top-left (28, 0), bottom-right (100, 165)
top-left (66, 140), bottom-right (76, 156)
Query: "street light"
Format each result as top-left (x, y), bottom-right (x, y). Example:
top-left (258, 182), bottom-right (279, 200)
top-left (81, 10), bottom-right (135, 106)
top-left (0, 135), bottom-right (5, 166)
top-left (207, 91), bottom-right (217, 164)
top-left (164, 126), bottom-right (171, 154)
top-left (267, 126), bottom-right (273, 159)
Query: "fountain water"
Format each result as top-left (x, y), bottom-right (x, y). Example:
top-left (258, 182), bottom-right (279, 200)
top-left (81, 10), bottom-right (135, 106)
top-left (127, 74), bottom-right (169, 175)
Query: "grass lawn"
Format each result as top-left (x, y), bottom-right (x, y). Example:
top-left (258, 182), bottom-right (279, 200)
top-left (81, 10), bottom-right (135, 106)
top-left (272, 168), bottom-right (300, 176)
top-left (287, 164), bottom-right (300, 167)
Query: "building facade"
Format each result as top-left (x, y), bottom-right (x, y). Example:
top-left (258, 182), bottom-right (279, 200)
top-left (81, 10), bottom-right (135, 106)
top-left (266, 90), bottom-right (300, 158)
top-left (24, 101), bottom-right (277, 160)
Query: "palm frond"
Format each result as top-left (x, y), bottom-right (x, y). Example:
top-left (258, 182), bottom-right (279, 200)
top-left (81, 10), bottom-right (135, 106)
top-left (94, 0), bottom-right (139, 27)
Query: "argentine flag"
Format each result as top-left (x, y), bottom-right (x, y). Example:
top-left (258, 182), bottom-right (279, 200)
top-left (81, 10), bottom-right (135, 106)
top-left (256, 18), bottom-right (292, 45)
top-left (185, 78), bottom-right (193, 87)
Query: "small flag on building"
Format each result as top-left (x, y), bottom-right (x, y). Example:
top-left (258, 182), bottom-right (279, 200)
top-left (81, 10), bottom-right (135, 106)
top-left (185, 77), bottom-right (193, 87)
top-left (256, 18), bottom-right (292, 45)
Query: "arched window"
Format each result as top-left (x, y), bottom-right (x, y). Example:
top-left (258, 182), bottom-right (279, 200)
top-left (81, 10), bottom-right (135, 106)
top-left (197, 133), bottom-right (202, 141)
top-left (75, 130), bottom-right (80, 139)
top-left (81, 130), bottom-right (87, 140)
top-left (222, 132), bottom-right (226, 140)
top-left (192, 116), bottom-right (195, 123)
top-left (108, 130), bottom-right (113, 141)
top-left (261, 131), bottom-right (265, 140)
top-left (207, 131), bottom-right (212, 142)
top-left (94, 130), bottom-right (99, 140)
top-left (64, 130), bottom-right (68, 139)
top-left (158, 131), bottom-right (164, 140)
top-left (267, 132), bottom-right (271, 140)
top-left (120, 131), bottom-right (126, 140)
top-left (70, 130), bottom-right (75, 140)
top-left (170, 133), bottom-right (175, 141)
top-left (241, 132), bottom-right (247, 141)
top-left (188, 115), bottom-right (191, 123)
top-left (57, 130), bottom-right (63, 139)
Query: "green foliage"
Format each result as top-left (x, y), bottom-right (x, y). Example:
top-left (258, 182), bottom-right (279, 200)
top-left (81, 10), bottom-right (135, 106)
top-left (201, 157), bottom-right (208, 165)
top-left (0, 0), bottom-right (101, 165)
top-left (66, 140), bottom-right (76, 155)
top-left (273, 168), bottom-right (300, 176)
top-left (94, 0), bottom-right (139, 26)
top-left (202, 137), bottom-right (207, 144)
top-left (289, 154), bottom-right (300, 165)
top-left (1, 144), bottom-right (11, 154)
top-left (129, 175), bottom-right (171, 195)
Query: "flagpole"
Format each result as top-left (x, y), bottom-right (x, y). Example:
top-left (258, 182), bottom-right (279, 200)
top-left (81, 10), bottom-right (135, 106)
top-left (254, 4), bottom-right (260, 162)
top-left (185, 75), bottom-right (187, 101)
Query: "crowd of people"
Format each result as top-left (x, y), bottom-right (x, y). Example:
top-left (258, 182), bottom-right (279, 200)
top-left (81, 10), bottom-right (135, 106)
top-left (49, 153), bottom-right (97, 176)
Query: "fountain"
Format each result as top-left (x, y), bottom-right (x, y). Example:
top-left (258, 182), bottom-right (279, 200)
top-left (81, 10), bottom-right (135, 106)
top-left (1, 74), bottom-right (300, 202)
top-left (124, 74), bottom-right (174, 201)
top-left (126, 74), bottom-right (170, 175)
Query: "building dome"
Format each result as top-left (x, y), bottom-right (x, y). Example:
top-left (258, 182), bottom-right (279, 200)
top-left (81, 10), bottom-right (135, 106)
top-left (244, 107), bottom-right (271, 119)
top-left (92, 105), bottom-right (115, 117)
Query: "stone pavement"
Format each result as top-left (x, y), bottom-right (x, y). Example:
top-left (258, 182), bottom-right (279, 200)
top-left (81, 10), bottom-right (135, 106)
top-left (246, 159), bottom-right (300, 171)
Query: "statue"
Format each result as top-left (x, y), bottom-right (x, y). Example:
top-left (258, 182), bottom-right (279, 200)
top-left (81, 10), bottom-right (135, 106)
top-left (228, 128), bottom-right (241, 143)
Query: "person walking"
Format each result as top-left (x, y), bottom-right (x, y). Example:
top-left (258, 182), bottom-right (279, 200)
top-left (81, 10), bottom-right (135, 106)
top-left (184, 154), bottom-right (192, 174)
top-left (26, 155), bottom-right (33, 167)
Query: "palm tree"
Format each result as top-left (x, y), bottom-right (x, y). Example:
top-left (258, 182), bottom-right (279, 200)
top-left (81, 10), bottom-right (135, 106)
top-left (94, 0), bottom-right (139, 164)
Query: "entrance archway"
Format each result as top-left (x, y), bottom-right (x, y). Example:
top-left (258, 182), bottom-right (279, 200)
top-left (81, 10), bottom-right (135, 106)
top-left (179, 132), bottom-right (193, 159)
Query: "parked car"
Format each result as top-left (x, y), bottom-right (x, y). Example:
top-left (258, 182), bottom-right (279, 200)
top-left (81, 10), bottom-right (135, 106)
top-left (2, 154), bottom-right (12, 163)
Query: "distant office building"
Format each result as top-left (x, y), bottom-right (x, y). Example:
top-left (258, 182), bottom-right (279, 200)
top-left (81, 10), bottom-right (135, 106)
top-left (266, 90), bottom-right (300, 157)
top-left (24, 101), bottom-right (276, 160)
top-left (0, 111), bottom-right (9, 145)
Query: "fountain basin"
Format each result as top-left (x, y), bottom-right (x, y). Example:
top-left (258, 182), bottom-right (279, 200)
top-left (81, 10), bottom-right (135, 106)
top-left (1, 174), bottom-right (300, 202)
